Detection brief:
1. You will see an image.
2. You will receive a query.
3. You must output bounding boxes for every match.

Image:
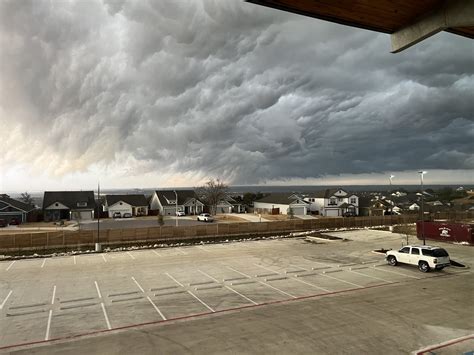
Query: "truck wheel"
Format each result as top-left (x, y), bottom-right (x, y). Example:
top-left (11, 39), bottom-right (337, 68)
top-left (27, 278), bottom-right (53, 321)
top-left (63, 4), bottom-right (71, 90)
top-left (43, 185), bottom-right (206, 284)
top-left (387, 255), bottom-right (397, 266)
top-left (418, 261), bottom-right (430, 273)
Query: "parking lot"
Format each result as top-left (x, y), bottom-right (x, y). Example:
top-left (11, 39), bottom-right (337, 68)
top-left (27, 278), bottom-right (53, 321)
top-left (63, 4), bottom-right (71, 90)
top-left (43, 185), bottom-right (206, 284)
top-left (0, 230), bottom-right (473, 354)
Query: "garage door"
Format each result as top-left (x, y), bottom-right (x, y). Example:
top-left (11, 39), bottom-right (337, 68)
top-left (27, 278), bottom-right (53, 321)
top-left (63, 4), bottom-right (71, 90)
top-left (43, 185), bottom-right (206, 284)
top-left (291, 207), bottom-right (306, 215)
top-left (325, 209), bottom-right (339, 217)
top-left (79, 211), bottom-right (92, 220)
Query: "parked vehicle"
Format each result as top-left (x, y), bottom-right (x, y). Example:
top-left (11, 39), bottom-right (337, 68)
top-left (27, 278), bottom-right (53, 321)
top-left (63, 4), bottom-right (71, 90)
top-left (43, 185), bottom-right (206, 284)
top-left (197, 213), bottom-right (213, 222)
top-left (122, 212), bottom-right (132, 218)
top-left (112, 212), bottom-right (122, 218)
top-left (176, 211), bottom-right (185, 217)
top-left (9, 217), bottom-right (21, 225)
top-left (386, 245), bottom-right (450, 272)
top-left (0, 219), bottom-right (6, 228)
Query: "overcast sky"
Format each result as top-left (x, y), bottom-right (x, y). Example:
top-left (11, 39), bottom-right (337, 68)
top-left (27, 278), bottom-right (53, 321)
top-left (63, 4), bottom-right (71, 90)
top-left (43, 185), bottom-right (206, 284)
top-left (0, 0), bottom-right (473, 192)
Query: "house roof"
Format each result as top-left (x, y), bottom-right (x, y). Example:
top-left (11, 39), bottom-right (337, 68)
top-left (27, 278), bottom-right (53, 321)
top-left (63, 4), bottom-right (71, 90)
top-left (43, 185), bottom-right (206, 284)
top-left (43, 191), bottom-right (95, 210)
top-left (155, 190), bottom-right (202, 206)
top-left (255, 193), bottom-right (306, 205)
top-left (105, 194), bottom-right (148, 207)
top-left (0, 194), bottom-right (36, 212)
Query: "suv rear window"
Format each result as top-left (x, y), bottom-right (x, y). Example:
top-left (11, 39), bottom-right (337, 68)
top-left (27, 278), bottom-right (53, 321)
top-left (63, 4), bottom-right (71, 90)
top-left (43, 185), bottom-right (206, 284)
top-left (422, 249), bottom-right (449, 257)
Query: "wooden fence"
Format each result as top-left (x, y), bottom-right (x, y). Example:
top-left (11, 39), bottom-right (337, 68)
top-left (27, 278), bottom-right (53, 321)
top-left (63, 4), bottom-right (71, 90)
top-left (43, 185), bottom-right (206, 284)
top-left (0, 215), bottom-right (428, 253)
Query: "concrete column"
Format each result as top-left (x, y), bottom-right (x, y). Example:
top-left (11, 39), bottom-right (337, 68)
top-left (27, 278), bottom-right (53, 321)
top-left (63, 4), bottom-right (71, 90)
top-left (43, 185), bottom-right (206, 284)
top-left (391, 0), bottom-right (474, 53)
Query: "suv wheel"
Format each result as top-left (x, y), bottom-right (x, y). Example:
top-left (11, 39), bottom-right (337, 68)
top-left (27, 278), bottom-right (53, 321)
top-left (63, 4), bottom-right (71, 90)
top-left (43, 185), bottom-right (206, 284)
top-left (418, 261), bottom-right (430, 273)
top-left (387, 255), bottom-right (397, 266)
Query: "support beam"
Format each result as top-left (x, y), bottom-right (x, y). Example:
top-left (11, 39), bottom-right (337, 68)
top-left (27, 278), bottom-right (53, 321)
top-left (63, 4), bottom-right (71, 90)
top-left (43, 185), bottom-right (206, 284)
top-left (391, 0), bottom-right (474, 53)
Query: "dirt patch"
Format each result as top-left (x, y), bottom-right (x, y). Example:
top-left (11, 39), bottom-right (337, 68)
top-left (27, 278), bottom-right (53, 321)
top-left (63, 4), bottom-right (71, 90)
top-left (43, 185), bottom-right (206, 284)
top-left (261, 214), bottom-right (292, 221)
top-left (214, 214), bottom-right (247, 223)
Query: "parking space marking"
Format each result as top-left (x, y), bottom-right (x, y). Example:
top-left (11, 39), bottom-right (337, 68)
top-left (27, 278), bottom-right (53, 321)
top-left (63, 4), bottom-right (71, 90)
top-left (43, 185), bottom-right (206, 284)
top-left (322, 273), bottom-right (363, 288)
top-left (6, 261), bottom-right (15, 271)
top-left (253, 263), bottom-right (279, 275)
top-left (73, 256), bottom-right (76, 265)
top-left (146, 296), bottom-right (166, 320)
top-left (177, 248), bottom-right (187, 255)
top-left (94, 281), bottom-right (103, 299)
top-left (41, 259), bottom-right (46, 268)
top-left (131, 277), bottom-right (145, 293)
top-left (225, 266), bottom-right (252, 279)
top-left (152, 250), bottom-right (162, 257)
top-left (126, 252), bottom-right (136, 260)
top-left (291, 277), bottom-right (332, 292)
top-left (224, 286), bottom-right (259, 305)
top-left (0, 290), bottom-right (13, 309)
top-left (259, 281), bottom-right (297, 298)
top-left (349, 270), bottom-right (392, 283)
top-left (197, 270), bottom-right (219, 283)
top-left (51, 285), bottom-right (56, 305)
top-left (165, 273), bottom-right (185, 287)
top-left (101, 254), bottom-right (107, 263)
top-left (374, 266), bottom-right (421, 279)
top-left (101, 303), bottom-right (112, 330)
top-left (186, 291), bottom-right (215, 313)
top-left (197, 246), bottom-right (211, 253)
top-left (45, 310), bottom-right (52, 340)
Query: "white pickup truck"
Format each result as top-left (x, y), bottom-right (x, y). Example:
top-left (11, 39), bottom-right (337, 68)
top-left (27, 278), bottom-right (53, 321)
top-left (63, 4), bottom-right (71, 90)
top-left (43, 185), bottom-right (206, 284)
top-left (386, 245), bottom-right (450, 272)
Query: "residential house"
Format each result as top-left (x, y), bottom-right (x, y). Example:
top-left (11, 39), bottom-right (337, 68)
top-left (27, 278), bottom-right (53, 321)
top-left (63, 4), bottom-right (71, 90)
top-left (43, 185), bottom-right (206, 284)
top-left (149, 190), bottom-right (204, 216)
top-left (104, 195), bottom-right (148, 218)
top-left (43, 191), bottom-right (95, 221)
top-left (304, 188), bottom-right (359, 217)
top-left (0, 194), bottom-right (36, 223)
top-left (254, 193), bottom-right (310, 215)
top-left (358, 197), bottom-right (400, 216)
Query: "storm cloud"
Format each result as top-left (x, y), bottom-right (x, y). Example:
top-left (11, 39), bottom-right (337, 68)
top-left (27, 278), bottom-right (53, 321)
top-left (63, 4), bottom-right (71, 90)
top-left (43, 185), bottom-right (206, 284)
top-left (0, 0), bottom-right (473, 188)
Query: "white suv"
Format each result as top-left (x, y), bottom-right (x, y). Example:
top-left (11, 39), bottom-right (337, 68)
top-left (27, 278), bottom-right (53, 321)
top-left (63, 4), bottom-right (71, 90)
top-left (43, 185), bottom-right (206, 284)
top-left (386, 245), bottom-right (450, 272)
top-left (197, 213), bottom-right (213, 222)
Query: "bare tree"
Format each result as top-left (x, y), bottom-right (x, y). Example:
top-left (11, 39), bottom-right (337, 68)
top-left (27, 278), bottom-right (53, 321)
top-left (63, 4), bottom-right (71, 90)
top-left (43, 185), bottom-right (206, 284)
top-left (196, 178), bottom-right (229, 215)
top-left (20, 192), bottom-right (34, 206)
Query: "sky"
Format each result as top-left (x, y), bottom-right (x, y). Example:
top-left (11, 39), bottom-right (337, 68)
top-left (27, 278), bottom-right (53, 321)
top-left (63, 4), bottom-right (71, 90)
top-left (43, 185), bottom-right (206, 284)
top-left (0, 0), bottom-right (473, 192)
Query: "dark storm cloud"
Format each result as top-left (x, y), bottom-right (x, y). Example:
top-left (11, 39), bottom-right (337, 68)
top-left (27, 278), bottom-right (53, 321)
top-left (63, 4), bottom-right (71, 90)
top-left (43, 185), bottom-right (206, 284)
top-left (0, 0), bottom-right (473, 183)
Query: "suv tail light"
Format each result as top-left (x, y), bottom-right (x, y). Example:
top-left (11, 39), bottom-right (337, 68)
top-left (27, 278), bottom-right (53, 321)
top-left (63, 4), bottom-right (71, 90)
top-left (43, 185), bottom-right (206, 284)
top-left (433, 258), bottom-right (438, 264)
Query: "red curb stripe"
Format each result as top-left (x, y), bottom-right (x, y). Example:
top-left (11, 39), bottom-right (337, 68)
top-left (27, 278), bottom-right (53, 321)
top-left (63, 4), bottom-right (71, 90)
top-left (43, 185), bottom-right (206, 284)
top-left (0, 280), bottom-right (399, 351)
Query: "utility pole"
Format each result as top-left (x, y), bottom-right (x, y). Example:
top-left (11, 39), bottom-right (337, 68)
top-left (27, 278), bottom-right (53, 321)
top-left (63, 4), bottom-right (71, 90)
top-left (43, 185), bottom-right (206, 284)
top-left (96, 182), bottom-right (101, 252)
top-left (389, 175), bottom-right (394, 228)
top-left (174, 190), bottom-right (178, 227)
top-left (418, 171), bottom-right (427, 245)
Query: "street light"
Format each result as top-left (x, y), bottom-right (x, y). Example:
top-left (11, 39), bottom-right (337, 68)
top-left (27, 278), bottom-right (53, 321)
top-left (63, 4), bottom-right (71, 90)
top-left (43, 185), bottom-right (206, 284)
top-left (418, 171), bottom-right (427, 245)
top-left (174, 190), bottom-right (178, 227)
top-left (389, 175), bottom-right (395, 226)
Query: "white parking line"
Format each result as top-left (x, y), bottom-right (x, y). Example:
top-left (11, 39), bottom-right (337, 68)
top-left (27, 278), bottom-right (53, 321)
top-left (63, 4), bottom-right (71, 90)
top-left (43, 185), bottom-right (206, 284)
top-left (186, 291), bottom-right (215, 312)
top-left (101, 254), bottom-right (107, 263)
top-left (45, 310), bottom-right (53, 340)
top-left (101, 303), bottom-right (112, 330)
top-left (225, 266), bottom-right (252, 278)
top-left (131, 276), bottom-right (145, 293)
top-left (253, 263), bottom-right (279, 275)
top-left (322, 273), bottom-right (363, 288)
top-left (259, 281), bottom-right (297, 298)
top-left (95, 281), bottom-right (103, 298)
top-left (73, 256), bottom-right (77, 265)
top-left (177, 248), bottom-right (187, 255)
top-left (197, 246), bottom-right (211, 253)
top-left (225, 286), bottom-right (259, 305)
top-left (51, 285), bottom-right (57, 305)
top-left (197, 270), bottom-right (219, 283)
top-left (291, 277), bottom-right (332, 292)
top-left (41, 259), bottom-right (47, 268)
top-left (0, 290), bottom-right (13, 309)
top-left (6, 261), bottom-right (16, 271)
top-left (349, 270), bottom-right (392, 283)
top-left (152, 250), bottom-right (162, 257)
top-left (165, 273), bottom-right (184, 287)
top-left (126, 252), bottom-right (136, 260)
top-left (146, 296), bottom-right (166, 320)
top-left (374, 266), bottom-right (421, 279)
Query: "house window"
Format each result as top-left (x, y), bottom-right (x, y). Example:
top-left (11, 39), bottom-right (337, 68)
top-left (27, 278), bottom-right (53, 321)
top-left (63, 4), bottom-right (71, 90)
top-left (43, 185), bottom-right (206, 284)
top-left (77, 202), bottom-right (87, 207)
top-left (338, 198), bottom-right (343, 202)
top-left (329, 198), bottom-right (337, 205)
top-left (350, 198), bottom-right (357, 204)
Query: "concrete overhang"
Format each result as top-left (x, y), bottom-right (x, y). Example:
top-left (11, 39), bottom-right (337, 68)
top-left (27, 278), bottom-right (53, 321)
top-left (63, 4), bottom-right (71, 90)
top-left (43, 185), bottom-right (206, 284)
top-left (246, 0), bottom-right (474, 53)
